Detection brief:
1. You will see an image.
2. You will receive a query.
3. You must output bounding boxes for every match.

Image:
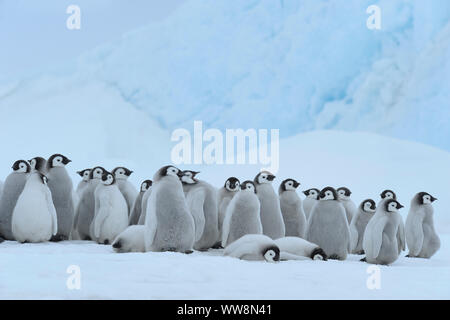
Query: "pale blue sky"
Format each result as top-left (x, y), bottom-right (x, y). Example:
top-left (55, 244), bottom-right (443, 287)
top-left (0, 0), bottom-right (185, 80)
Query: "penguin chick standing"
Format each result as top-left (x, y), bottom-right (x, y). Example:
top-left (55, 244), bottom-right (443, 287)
top-left (0, 160), bottom-right (31, 240)
top-left (112, 167), bottom-right (138, 216)
top-left (302, 188), bottom-right (320, 221)
top-left (224, 234), bottom-right (280, 262)
top-left (129, 180), bottom-right (152, 225)
top-left (363, 199), bottom-right (405, 265)
top-left (76, 169), bottom-right (91, 197)
top-left (144, 165), bottom-right (195, 253)
top-left (221, 181), bottom-right (262, 247)
top-left (46, 154), bottom-right (74, 241)
top-left (379, 190), bottom-right (396, 206)
top-left (217, 177), bottom-right (240, 246)
top-left (93, 172), bottom-right (128, 244)
top-left (112, 225), bottom-right (146, 253)
top-left (274, 237), bottom-right (327, 261)
top-left (349, 199), bottom-right (376, 254)
top-left (337, 187), bottom-right (357, 224)
top-left (306, 187), bottom-right (350, 260)
top-left (12, 173), bottom-right (57, 243)
top-left (74, 166), bottom-right (106, 240)
top-left (181, 170), bottom-right (219, 251)
top-left (29, 157), bottom-right (47, 173)
top-left (137, 186), bottom-right (152, 225)
top-left (254, 171), bottom-right (285, 239)
top-left (278, 179), bottom-right (307, 238)
top-left (405, 192), bottom-right (440, 259)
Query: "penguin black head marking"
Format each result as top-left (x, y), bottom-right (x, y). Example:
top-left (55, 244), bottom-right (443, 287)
top-left (140, 180), bottom-right (153, 192)
top-left (385, 199), bottom-right (404, 213)
top-left (310, 247), bottom-right (328, 261)
top-left (241, 180), bottom-right (256, 194)
top-left (181, 170), bottom-right (200, 185)
top-left (29, 157), bottom-right (46, 172)
top-left (279, 179), bottom-right (300, 193)
top-left (12, 160), bottom-right (31, 173)
top-left (112, 240), bottom-right (122, 249)
top-left (101, 171), bottom-right (115, 185)
top-left (77, 169), bottom-right (91, 181)
top-left (112, 167), bottom-right (133, 180)
top-left (224, 177), bottom-right (240, 192)
top-left (89, 166), bottom-right (106, 180)
top-left (417, 192), bottom-right (437, 205)
top-left (319, 187), bottom-right (338, 201)
top-left (361, 199), bottom-right (376, 213)
top-left (337, 187), bottom-right (352, 199)
top-left (157, 165), bottom-right (183, 180)
top-left (254, 171), bottom-right (276, 185)
top-left (47, 154), bottom-right (71, 169)
top-left (303, 188), bottom-right (320, 199)
top-left (263, 245), bottom-right (280, 262)
top-left (380, 189), bottom-right (397, 200)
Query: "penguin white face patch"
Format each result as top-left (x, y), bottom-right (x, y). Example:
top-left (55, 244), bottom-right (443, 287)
top-left (363, 201), bottom-right (375, 213)
top-left (93, 168), bottom-right (104, 179)
top-left (83, 170), bottom-right (91, 181)
top-left (243, 183), bottom-right (255, 193)
top-left (322, 191), bottom-right (334, 200)
top-left (263, 249), bottom-right (278, 263)
top-left (385, 192), bottom-right (394, 199)
top-left (166, 166), bottom-right (179, 177)
top-left (256, 171), bottom-right (275, 184)
top-left (225, 180), bottom-right (240, 192)
top-left (30, 159), bottom-right (36, 169)
top-left (423, 195), bottom-right (431, 204)
top-left (52, 156), bottom-right (65, 167)
top-left (308, 190), bottom-right (318, 198)
top-left (284, 180), bottom-right (297, 191)
top-left (387, 201), bottom-right (398, 212)
top-left (103, 174), bottom-right (114, 185)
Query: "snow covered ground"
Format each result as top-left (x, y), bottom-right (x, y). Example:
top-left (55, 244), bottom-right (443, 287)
top-left (0, 131), bottom-right (448, 299)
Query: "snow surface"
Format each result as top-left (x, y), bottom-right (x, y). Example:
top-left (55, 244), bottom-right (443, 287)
top-left (1, 0), bottom-right (449, 150)
top-left (0, 131), bottom-right (449, 299)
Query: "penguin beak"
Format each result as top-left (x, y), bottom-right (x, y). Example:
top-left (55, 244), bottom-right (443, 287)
top-left (302, 191), bottom-right (308, 196)
top-left (112, 241), bottom-right (122, 249)
top-left (177, 171), bottom-right (184, 178)
top-left (431, 196), bottom-right (437, 202)
top-left (398, 203), bottom-right (404, 209)
top-left (293, 181), bottom-right (300, 188)
top-left (267, 175), bottom-right (275, 181)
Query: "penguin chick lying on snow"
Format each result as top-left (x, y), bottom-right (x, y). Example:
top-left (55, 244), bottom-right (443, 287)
top-left (112, 225), bottom-right (146, 253)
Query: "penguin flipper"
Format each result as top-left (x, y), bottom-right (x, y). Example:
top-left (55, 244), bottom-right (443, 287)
top-left (94, 193), bottom-right (110, 238)
top-left (144, 192), bottom-right (158, 251)
top-left (221, 206), bottom-right (233, 248)
top-left (405, 213), bottom-right (423, 256)
top-left (349, 219), bottom-right (359, 253)
top-left (363, 216), bottom-right (388, 260)
top-left (397, 217), bottom-right (406, 253)
top-left (186, 188), bottom-right (206, 242)
top-left (45, 186), bottom-right (58, 236)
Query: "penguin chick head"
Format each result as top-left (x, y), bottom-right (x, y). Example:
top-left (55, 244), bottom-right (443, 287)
top-left (89, 166), bottom-right (106, 180)
top-left (29, 157), bottom-right (46, 172)
top-left (181, 170), bottom-right (200, 184)
top-left (380, 189), bottom-right (396, 200)
top-left (112, 167), bottom-right (133, 180)
top-left (337, 187), bottom-right (352, 200)
top-left (361, 199), bottom-right (376, 213)
top-left (48, 154), bottom-right (71, 169)
top-left (225, 177), bottom-right (240, 192)
top-left (279, 179), bottom-right (300, 193)
top-left (263, 246), bottom-right (280, 262)
top-left (101, 172), bottom-right (115, 185)
top-left (140, 180), bottom-right (152, 192)
top-left (154, 165), bottom-right (183, 182)
top-left (254, 171), bottom-right (276, 185)
top-left (385, 199), bottom-right (404, 213)
top-left (319, 187), bottom-right (338, 201)
top-left (240, 180), bottom-right (256, 194)
top-left (303, 188), bottom-right (320, 199)
top-left (12, 160), bottom-right (31, 173)
top-left (417, 192), bottom-right (437, 205)
top-left (77, 169), bottom-right (91, 182)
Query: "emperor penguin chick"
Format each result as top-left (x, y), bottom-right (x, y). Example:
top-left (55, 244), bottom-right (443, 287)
top-left (112, 225), bottom-right (146, 253)
top-left (221, 181), bottom-right (262, 247)
top-left (363, 199), bottom-right (406, 265)
top-left (181, 170), bottom-right (219, 250)
top-left (29, 157), bottom-right (47, 174)
top-left (76, 169), bottom-right (91, 198)
top-left (379, 190), bottom-right (396, 206)
top-left (46, 154), bottom-right (74, 241)
top-left (405, 192), bottom-right (440, 259)
top-left (144, 165), bottom-right (195, 253)
top-left (216, 177), bottom-right (240, 247)
top-left (306, 187), bottom-right (350, 260)
top-left (112, 167), bottom-right (138, 216)
top-left (129, 180), bottom-right (152, 226)
top-left (254, 171), bottom-right (285, 239)
top-left (93, 172), bottom-right (128, 245)
top-left (302, 188), bottom-right (320, 221)
top-left (349, 199), bottom-right (376, 254)
top-left (279, 179), bottom-right (307, 238)
top-left (337, 187), bottom-right (357, 224)
top-left (224, 234), bottom-right (280, 262)
top-left (74, 166), bottom-right (106, 240)
top-left (0, 160), bottom-right (31, 240)
top-left (12, 173), bottom-right (58, 243)
top-left (274, 237), bottom-right (327, 261)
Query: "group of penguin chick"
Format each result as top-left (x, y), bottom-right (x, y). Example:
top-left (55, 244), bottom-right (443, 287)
top-left (0, 155), bottom-right (441, 266)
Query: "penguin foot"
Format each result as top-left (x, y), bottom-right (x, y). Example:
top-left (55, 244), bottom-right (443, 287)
top-left (103, 239), bottom-right (110, 245)
top-left (184, 250), bottom-right (194, 254)
top-left (360, 257), bottom-right (367, 262)
top-left (310, 248), bottom-right (328, 261)
top-left (328, 254), bottom-right (341, 260)
top-left (83, 236), bottom-right (92, 241)
top-left (211, 242), bottom-right (223, 249)
top-left (50, 235), bottom-right (68, 242)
